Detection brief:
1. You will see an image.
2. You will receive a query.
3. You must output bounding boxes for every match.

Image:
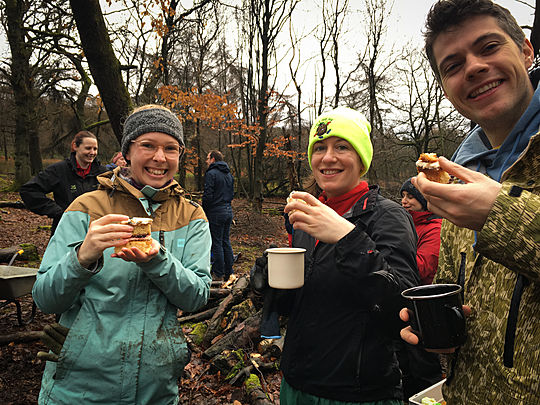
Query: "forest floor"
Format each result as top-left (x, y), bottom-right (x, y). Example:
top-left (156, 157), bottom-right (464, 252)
top-left (0, 184), bottom-right (288, 405)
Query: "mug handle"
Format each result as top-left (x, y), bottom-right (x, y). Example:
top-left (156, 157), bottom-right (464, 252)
top-left (407, 307), bottom-right (421, 338)
top-left (446, 305), bottom-right (466, 343)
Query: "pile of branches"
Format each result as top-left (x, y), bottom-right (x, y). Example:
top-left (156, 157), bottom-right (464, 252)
top-left (180, 275), bottom-right (284, 405)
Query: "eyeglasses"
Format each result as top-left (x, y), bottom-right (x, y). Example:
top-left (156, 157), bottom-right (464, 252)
top-left (131, 140), bottom-right (182, 158)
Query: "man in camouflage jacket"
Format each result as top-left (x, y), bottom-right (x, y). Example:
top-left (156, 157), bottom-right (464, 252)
top-left (400, 1), bottom-right (540, 404)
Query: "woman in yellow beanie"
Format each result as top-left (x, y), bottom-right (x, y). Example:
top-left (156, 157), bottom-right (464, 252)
top-left (279, 107), bottom-right (420, 404)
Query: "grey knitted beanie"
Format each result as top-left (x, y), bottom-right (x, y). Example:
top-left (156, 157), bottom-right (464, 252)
top-left (121, 107), bottom-right (184, 159)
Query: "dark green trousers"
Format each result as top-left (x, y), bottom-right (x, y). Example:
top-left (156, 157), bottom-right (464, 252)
top-left (280, 378), bottom-right (403, 405)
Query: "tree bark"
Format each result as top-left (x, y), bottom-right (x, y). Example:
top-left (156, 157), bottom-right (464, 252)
top-left (5, 0), bottom-right (42, 186)
top-left (69, 0), bottom-right (132, 143)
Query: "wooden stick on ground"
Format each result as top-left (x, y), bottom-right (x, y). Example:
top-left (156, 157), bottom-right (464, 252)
top-left (0, 331), bottom-right (41, 346)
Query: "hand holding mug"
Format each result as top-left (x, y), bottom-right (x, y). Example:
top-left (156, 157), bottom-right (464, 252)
top-left (400, 284), bottom-right (470, 351)
top-left (400, 305), bottom-right (472, 353)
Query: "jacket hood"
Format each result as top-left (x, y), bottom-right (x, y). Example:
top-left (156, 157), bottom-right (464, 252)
top-left (208, 161), bottom-right (230, 174)
top-left (452, 84), bottom-right (540, 181)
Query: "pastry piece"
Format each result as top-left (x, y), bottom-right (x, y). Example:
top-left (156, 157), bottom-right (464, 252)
top-left (114, 217), bottom-right (153, 254)
top-left (286, 191), bottom-right (309, 214)
top-left (416, 153), bottom-right (450, 184)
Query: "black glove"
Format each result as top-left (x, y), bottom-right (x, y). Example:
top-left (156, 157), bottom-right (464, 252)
top-left (260, 288), bottom-right (281, 338)
top-left (37, 322), bottom-right (70, 362)
top-left (250, 244), bottom-right (276, 294)
top-left (250, 254), bottom-right (269, 293)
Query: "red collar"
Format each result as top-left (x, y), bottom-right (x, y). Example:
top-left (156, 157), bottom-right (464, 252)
top-left (318, 181), bottom-right (369, 215)
top-left (76, 160), bottom-right (91, 178)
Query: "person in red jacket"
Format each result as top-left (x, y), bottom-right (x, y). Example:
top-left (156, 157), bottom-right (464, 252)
top-left (400, 177), bottom-right (442, 285)
top-left (398, 177), bottom-right (443, 400)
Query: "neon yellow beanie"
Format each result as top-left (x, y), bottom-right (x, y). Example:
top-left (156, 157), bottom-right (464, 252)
top-left (307, 107), bottom-right (373, 177)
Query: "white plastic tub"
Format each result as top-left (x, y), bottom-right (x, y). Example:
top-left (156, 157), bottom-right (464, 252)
top-left (409, 378), bottom-right (446, 405)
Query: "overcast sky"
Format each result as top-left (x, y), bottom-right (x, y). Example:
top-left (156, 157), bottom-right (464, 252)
top-left (390, 0), bottom-right (534, 46)
top-left (276, 0), bottom-right (536, 111)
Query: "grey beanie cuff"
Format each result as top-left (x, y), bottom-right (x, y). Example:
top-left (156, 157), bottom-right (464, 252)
top-left (121, 108), bottom-right (184, 158)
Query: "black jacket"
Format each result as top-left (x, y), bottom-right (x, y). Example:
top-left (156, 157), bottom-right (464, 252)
top-left (279, 186), bottom-right (420, 402)
top-left (19, 153), bottom-right (107, 234)
top-left (202, 161), bottom-right (234, 215)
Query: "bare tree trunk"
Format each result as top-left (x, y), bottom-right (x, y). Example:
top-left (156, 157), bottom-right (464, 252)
top-left (69, 0), bottom-right (132, 143)
top-left (5, 0), bottom-right (41, 186)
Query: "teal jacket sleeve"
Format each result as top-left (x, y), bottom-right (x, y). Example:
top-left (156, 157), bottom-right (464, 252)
top-left (139, 216), bottom-right (212, 312)
top-left (32, 211), bottom-right (99, 314)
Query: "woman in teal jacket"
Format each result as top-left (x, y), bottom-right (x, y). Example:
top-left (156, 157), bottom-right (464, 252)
top-left (33, 105), bottom-right (212, 404)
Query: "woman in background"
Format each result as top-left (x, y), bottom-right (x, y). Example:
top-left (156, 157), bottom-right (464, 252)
top-left (20, 131), bottom-right (107, 235)
top-left (400, 178), bottom-right (442, 285)
top-left (105, 151), bottom-right (127, 170)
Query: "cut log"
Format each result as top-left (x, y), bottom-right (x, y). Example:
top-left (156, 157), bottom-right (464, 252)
top-left (209, 288), bottom-right (230, 299)
top-left (229, 356), bottom-right (278, 386)
top-left (202, 310), bottom-right (261, 359)
top-left (178, 306), bottom-right (218, 323)
top-left (0, 244), bottom-right (40, 263)
top-left (244, 374), bottom-right (273, 405)
top-left (202, 276), bottom-right (250, 348)
top-left (0, 331), bottom-right (41, 346)
top-left (210, 348), bottom-right (246, 377)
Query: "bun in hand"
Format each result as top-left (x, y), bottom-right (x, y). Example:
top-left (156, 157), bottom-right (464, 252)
top-left (286, 191), bottom-right (309, 214)
top-left (114, 217), bottom-right (153, 254)
top-left (416, 153), bottom-right (450, 184)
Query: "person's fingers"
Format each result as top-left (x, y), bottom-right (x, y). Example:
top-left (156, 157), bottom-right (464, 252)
top-left (400, 326), bottom-right (419, 345)
top-left (463, 305), bottom-right (472, 317)
top-left (37, 351), bottom-right (59, 362)
top-left (284, 200), bottom-right (310, 216)
top-left (93, 214), bottom-right (130, 225)
top-left (292, 192), bottom-right (320, 206)
top-left (50, 323), bottom-right (70, 338)
top-left (399, 307), bottom-right (410, 322)
top-left (114, 242), bottom-right (159, 262)
top-left (44, 324), bottom-right (66, 345)
top-left (438, 157), bottom-right (485, 184)
top-left (414, 172), bottom-right (465, 201)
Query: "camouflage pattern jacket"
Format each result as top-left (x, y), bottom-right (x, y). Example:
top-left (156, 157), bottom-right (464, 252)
top-left (437, 133), bottom-right (540, 404)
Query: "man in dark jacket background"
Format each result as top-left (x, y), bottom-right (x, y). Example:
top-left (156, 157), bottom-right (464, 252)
top-left (203, 150), bottom-right (234, 281)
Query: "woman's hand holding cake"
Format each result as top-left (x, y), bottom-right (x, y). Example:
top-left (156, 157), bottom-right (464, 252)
top-left (77, 214), bottom-right (159, 268)
top-left (77, 214), bottom-right (133, 268)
